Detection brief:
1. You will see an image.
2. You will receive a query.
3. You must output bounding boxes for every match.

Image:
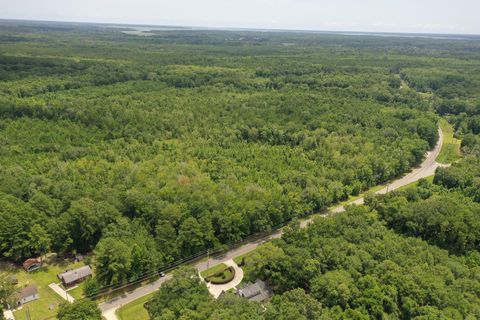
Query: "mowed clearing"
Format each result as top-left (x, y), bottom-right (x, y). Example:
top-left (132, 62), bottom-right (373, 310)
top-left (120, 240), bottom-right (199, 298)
top-left (437, 119), bottom-right (461, 164)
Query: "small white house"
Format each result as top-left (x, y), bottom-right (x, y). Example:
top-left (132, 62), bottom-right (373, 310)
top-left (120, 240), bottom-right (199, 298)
top-left (17, 285), bottom-right (39, 306)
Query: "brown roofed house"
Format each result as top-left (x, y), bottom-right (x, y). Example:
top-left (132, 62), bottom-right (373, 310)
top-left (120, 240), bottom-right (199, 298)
top-left (58, 265), bottom-right (93, 287)
top-left (23, 258), bottom-right (42, 272)
top-left (17, 285), bottom-right (39, 306)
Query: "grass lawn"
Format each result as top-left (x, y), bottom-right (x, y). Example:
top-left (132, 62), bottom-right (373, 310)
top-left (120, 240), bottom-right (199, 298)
top-left (437, 119), bottom-right (461, 164)
top-left (117, 292), bottom-right (154, 320)
top-left (233, 252), bottom-right (254, 266)
top-left (200, 263), bottom-right (235, 284)
top-left (0, 257), bottom-right (87, 320)
top-left (200, 263), bottom-right (227, 278)
top-left (66, 282), bottom-right (85, 300)
top-left (205, 267), bottom-right (235, 284)
top-left (233, 251), bottom-right (257, 285)
top-left (12, 285), bottom-right (62, 320)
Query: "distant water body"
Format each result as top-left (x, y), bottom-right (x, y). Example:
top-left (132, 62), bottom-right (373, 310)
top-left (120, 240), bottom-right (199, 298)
top-left (335, 31), bottom-right (477, 41)
top-left (110, 25), bottom-right (194, 36)
top-left (110, 24), bottom-right (479, 41)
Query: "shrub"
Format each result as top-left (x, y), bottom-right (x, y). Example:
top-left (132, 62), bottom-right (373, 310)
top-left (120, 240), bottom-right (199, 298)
top-left (206, 266), bottom-right (236, 284)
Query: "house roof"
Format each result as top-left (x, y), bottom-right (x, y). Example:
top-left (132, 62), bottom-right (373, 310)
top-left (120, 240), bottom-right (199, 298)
top-left (23, 258), bottom-right (41, 270)
top-left (18, 285), bottom-right (38, 299)
top-left (59, 265), bottom-right (92, 284)
top-left (237, 279), bottom-right (272, 301)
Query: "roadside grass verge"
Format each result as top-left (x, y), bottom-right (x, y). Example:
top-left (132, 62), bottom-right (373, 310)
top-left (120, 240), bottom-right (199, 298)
top-left (233, 253), bottom-right (253, 266)
top-left (233, 251), bottom-right (257, 285)
top-left (437, 119), bottom-right (461, 164)
top-left (329, 183), bottom-right (386, 210)
top-left (116, 292), bottom-right (154, 320)
top-left (395, 175), bottom-right (434, 192)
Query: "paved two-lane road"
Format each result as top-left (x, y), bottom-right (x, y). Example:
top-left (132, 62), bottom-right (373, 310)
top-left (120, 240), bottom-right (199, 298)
top-left (101, 127), bottom-right (446, 319)
top-left (330, 126), bottom-right (446, 213)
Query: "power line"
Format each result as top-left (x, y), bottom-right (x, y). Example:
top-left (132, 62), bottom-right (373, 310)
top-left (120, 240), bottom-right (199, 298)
top-left (85, 221), bottom-right (288, 299)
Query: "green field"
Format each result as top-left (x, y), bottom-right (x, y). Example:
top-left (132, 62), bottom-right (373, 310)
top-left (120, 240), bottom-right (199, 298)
top-left (117, 292), bottom-right (154, 320)
top-left (437, 119), bottom-right (462, 164)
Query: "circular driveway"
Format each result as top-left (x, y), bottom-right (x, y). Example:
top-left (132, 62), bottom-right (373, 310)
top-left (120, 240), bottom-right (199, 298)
top-left (204, 259), bottom-right (244, 298)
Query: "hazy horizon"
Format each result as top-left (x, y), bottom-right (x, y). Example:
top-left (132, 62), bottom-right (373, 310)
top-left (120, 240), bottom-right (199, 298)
top-left (1, 0), bottom-right (480, 35)
top-left (3, 18), bottom-right (480, 37)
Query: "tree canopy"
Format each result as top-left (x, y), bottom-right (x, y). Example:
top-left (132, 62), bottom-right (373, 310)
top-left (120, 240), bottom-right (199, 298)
top-left (56, 300), bottom-right (102, 320)
top-left (1, 20), bottom-right (480, 319)
top-left (0, 20), bottom-right (446, 275)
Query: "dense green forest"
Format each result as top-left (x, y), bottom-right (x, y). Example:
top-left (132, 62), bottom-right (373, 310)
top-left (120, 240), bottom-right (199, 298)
top-left (0, 22), bottom-right (448, 268)
top-left (147, 206), bottom-right (480, 319)
top-left (146, 158), bottom-right (480, 320)
top-left (1, 20), bottom-right (480, 320)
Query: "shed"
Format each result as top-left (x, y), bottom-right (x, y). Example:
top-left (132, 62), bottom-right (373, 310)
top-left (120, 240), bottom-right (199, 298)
top-left (58, 265), bottom-right (92, 287)
top-left (17, 285), bottom-right (39, 305)
top-left (23, 259), bottom-right (42, 272)
top-left (236, 279), bottom-right (272, 302)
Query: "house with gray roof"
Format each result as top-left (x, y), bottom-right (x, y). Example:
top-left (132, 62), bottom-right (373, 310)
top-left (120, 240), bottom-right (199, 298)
top-left (58, 265), bottom-right (92, 287)
top-left (17, 285), bottom-right (39, 305)
top-left (236, 279), bottom-right (272, 302)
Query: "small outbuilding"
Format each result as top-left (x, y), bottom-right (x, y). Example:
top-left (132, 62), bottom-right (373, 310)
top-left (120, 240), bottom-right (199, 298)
top-left (58, 265), bottom-right (93, 287)
top-left (17, 285), bottom-right (39, 306)
top-left (236, 279), bottom-right (273, 302)
top-left (23, 258), bottom-right (42, 272)
top-left (9, 275), bottom-right (18, 285)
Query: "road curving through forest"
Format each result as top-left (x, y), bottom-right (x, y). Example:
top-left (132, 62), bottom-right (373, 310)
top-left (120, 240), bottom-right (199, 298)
top-left (100, 126), bottom-right (446, 319)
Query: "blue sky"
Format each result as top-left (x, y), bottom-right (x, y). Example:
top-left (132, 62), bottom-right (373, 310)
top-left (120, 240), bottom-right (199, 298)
top-left (1, 0), bottom-right (479, 34)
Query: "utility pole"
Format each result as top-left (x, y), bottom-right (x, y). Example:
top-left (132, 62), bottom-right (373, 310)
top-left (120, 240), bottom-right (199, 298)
top-left (207, 248), bottom-right (210, 272)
